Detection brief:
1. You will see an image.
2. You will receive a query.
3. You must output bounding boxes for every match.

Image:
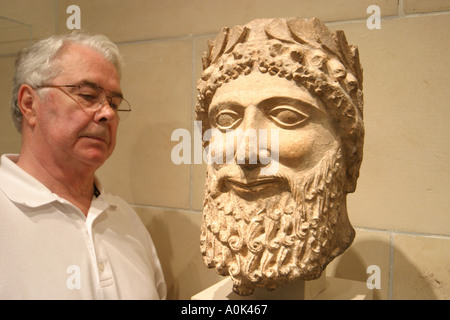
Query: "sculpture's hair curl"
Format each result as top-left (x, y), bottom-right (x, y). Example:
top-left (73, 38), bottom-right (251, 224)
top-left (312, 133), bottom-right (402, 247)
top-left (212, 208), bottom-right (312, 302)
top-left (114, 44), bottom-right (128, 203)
top-left (196, 18), bottom-right (364, 193)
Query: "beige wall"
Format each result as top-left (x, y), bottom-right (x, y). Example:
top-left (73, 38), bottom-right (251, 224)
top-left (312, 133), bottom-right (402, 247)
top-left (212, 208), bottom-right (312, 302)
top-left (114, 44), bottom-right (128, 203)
top-left (0, 0), bottom-right (449, 300)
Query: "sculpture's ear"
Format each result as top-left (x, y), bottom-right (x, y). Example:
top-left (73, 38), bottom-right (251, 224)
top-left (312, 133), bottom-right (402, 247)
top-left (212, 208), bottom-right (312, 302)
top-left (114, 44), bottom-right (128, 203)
top-left (17, 84), bottom-right (38, 128)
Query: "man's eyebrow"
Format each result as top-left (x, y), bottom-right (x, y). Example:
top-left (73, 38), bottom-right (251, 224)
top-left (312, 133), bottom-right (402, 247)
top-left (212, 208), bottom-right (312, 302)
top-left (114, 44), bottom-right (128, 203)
top-left (76, 80), bottom-right (124, 98)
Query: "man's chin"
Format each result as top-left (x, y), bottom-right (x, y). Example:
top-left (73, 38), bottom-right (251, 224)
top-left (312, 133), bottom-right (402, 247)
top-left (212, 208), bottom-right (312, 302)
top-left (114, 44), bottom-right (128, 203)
top-left (76, 149), bottom-right (111, 168)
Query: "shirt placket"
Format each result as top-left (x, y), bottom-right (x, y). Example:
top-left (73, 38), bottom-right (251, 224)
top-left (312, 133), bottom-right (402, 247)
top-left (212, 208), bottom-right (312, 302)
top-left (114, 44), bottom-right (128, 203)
top-left (85, 198), bottom-right (118, 299)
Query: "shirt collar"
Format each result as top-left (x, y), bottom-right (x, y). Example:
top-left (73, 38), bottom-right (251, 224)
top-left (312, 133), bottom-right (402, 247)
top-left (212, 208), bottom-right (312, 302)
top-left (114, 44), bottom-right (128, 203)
top-left (0, 154), bottom-right (117, 209)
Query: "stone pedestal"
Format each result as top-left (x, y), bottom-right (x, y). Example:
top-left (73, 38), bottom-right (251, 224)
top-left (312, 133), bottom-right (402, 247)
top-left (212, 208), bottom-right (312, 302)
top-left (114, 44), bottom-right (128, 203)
top-left (192, 274), bottom-right (372, 300)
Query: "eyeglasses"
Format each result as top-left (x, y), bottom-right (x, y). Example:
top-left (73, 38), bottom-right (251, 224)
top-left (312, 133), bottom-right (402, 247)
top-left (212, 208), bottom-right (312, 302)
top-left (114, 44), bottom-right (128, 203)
top-left (36, 83), bottom-right (131, 116)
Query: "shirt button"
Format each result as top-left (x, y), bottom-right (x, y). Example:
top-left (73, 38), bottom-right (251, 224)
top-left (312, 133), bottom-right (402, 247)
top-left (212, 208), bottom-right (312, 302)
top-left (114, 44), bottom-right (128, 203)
top-left (99, 263), bottom-right (105, 272)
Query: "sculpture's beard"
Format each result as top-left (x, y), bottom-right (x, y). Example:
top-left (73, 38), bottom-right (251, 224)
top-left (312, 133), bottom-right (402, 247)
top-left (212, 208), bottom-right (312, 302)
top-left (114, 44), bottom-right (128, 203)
top-left (200, 147), bottom-right (354, 295)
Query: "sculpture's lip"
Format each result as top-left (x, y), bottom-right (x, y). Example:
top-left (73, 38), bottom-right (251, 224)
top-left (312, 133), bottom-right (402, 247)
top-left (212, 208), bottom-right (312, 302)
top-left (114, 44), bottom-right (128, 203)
top-left (225, 177), bottom-right (283, 194)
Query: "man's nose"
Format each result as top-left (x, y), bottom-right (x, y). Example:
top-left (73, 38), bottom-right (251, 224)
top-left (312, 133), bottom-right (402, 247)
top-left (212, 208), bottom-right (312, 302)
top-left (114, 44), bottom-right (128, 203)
top-left (95, 101), bottom-right (117, 123)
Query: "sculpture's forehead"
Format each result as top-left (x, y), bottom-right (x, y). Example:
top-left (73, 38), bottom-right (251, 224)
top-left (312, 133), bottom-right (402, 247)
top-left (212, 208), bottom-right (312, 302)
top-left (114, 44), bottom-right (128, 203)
top-left (210, 71), bottom-right (324, 112)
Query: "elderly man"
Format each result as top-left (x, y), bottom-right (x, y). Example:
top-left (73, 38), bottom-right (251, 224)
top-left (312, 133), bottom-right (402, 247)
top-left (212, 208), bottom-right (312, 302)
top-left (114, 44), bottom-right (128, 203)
top-left (196, 18), bottom-right (364, 295)
top-left (0, 33), bottom-right (166, 299)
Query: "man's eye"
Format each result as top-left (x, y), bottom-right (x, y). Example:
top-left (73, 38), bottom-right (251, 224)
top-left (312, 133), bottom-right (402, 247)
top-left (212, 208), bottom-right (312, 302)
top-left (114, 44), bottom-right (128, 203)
top-left (107, 97), bottom-right (121, 110)
top-left (215, 110), bottom-right (241, 129)
top-left (76, 86), bottom-right (101, 101)
top-left (76, 89), bottom-right (99, 101)
top-left (268, 106), bottom-right (309, 128)
top-left (78, 94), bottom-right (97, 101)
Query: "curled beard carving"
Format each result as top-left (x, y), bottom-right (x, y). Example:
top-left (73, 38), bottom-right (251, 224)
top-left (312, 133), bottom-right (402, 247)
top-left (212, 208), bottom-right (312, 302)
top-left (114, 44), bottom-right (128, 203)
top-left (200, 147), bottom-right (354, 296)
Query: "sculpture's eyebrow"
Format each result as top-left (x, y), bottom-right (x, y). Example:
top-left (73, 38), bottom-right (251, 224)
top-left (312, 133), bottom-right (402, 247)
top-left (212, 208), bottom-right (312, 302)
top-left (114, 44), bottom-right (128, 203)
top-left (209, 96), bottom-right (324, 118)
top-left (258, 96), bottom-right (324, 114)
top-left (209, 100), bottom-right (244, 114)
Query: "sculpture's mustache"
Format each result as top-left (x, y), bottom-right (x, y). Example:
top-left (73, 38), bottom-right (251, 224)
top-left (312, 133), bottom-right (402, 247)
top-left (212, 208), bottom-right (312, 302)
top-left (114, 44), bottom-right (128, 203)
top-left (211, 164), bottom-right (292, 197)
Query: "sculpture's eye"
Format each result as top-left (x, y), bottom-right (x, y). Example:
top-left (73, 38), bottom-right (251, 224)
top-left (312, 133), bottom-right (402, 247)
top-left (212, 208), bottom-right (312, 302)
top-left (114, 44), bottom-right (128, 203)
top-left (268, 106), bottom-right (309, 128)
top-left (215, 109), bottom-right (241, 130)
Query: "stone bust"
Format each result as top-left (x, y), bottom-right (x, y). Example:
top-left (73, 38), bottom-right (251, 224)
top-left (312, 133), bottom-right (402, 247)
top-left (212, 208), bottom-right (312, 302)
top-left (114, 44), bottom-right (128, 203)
top-left (196, 17), bottom-right (364, 296)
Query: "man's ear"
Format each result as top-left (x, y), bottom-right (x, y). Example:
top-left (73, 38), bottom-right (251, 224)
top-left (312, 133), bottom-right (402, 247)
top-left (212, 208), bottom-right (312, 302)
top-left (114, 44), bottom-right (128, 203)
top-left (17, 84), bottom-right (38, 128)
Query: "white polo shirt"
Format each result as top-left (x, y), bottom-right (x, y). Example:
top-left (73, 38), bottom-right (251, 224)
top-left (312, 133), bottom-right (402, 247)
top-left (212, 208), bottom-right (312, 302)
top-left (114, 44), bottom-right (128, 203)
top-left (0, 154), bottom-right (166, 300)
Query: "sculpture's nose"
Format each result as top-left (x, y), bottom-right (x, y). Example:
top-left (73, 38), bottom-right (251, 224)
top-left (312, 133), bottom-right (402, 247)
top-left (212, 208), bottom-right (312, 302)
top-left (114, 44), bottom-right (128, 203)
top-left (235, 138), bottom-right (263, 168)
top-left (235, 105), bottom-right (271, 169)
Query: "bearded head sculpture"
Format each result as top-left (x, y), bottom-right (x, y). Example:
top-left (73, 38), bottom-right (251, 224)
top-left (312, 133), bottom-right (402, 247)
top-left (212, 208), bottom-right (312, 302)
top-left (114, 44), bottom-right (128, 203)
top-left (196, 17), bottom-right (364, 296)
